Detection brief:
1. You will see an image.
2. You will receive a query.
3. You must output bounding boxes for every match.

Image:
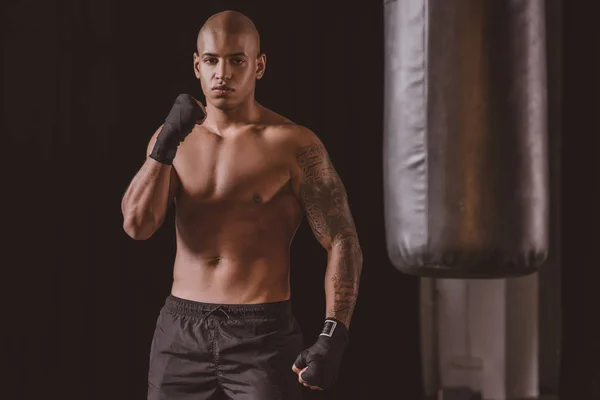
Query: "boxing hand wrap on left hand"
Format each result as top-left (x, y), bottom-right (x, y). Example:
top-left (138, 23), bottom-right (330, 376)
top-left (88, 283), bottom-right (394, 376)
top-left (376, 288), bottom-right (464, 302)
top-left (294, 318), bottom-right (349, 389)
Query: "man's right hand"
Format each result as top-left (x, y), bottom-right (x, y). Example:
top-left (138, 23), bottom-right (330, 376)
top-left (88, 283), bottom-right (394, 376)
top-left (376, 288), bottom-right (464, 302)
top-left (149, 93), bottom-right (206, 165)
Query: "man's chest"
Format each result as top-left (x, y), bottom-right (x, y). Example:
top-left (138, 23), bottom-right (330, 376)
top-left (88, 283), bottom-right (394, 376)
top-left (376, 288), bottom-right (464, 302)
top-left (174, 132), bottom-right (294, 204)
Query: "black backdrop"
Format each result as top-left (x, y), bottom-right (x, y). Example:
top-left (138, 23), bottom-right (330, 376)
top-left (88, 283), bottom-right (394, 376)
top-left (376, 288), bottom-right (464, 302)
top-left (2, 0), bottom-right (598, 399)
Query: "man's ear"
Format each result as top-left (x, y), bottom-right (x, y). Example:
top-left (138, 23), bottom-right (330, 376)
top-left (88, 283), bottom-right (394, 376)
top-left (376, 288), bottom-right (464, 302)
top-left (256, 53), bottom-right (267, 80)
top-left (193, 52), bottom-right (201, 79)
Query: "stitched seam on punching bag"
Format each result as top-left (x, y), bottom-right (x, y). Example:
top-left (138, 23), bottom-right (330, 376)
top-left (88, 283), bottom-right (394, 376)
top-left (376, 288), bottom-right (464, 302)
top-left (422, 0), bottom-right (430, 256)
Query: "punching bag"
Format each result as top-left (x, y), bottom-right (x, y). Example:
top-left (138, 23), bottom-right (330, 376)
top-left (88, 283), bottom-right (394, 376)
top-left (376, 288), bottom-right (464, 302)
top-left (383, 0), bottom-right (549, 278)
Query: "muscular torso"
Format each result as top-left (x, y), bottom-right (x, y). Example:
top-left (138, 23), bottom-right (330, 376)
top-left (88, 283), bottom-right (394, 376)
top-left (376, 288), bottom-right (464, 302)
top-left (168, 109), bottom-right (304, 304)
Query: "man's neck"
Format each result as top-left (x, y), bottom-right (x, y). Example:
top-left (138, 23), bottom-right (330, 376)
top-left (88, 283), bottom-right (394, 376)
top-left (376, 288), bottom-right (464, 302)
top-left (205, 98), bottom-right (262, 133)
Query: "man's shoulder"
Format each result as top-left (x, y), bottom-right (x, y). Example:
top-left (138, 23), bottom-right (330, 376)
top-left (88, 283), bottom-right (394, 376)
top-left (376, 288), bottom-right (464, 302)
top-left (259, 111), bottom-right (320, 148)
top-left (262, 123), bottom-right (324, 161)
top-left (264, 121), bottom-right (314, 140)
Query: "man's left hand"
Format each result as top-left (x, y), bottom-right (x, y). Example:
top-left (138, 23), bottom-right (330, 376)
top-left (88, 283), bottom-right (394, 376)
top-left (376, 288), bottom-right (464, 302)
top-left (291, 318), bottom-right (349, 390)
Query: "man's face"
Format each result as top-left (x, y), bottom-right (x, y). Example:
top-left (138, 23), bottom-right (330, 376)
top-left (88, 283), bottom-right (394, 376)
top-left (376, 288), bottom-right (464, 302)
top-left (194, 30), bottom-right (265, 110)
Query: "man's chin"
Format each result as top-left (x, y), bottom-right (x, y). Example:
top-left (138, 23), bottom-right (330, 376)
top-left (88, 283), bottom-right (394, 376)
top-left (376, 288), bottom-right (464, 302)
top-left (210, 97), bottom-right (237, 111)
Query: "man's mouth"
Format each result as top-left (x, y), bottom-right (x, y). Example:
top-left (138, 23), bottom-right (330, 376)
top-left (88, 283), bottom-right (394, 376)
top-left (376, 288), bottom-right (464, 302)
top-left (212, 86), bottom-right (234, 95)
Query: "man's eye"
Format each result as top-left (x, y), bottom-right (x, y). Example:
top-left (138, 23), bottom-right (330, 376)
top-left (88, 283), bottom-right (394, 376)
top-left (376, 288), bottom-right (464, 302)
top-left (204, 58), bottom-right (218, 64)
top-left (231, 59), bottom-right (244, 65)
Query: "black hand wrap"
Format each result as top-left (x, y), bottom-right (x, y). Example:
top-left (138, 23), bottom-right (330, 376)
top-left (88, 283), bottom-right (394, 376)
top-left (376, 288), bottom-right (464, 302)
top-left (149, 93), bottom-right (205, 165)
top-left (294, 318), bottom-right (349, 389)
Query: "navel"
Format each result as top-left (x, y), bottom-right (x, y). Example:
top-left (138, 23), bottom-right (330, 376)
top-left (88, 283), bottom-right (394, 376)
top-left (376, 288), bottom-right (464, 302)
top-left (207, 256), bottom-right (221, 266)
top-left (252, 194), bottom-right (263, 204)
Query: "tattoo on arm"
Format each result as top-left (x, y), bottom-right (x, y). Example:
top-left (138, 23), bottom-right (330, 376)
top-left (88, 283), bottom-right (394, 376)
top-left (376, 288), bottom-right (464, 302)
top-left (296, 143), bottom-right (363, 326)
top-left (329, 232), bottom-right (362, 323)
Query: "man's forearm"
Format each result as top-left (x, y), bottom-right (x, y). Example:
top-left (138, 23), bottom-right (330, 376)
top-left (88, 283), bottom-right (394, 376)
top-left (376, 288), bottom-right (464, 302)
top-left (121, 158), bottom-right (173, 240)
top-left (324, 232), bottom-right (363, 328)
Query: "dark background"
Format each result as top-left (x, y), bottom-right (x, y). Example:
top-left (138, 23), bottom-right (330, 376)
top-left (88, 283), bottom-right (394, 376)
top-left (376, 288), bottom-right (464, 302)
top-left (2, 0), bottom-right (597, 399)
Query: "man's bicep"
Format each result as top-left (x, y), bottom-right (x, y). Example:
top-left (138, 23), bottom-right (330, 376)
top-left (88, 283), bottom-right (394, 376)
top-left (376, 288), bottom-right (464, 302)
top-left (167, 168), bottom-right (181, 206)
top-left (295, 140), bottom-right (357, 249)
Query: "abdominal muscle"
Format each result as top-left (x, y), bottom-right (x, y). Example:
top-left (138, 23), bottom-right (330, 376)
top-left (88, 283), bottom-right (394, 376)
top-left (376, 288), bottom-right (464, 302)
top-left (169, 196), bottom-right (302, 305)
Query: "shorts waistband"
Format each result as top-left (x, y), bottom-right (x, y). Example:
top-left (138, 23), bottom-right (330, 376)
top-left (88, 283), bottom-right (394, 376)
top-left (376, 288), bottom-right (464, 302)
top-left (163, 294), bottom-right (293, 319)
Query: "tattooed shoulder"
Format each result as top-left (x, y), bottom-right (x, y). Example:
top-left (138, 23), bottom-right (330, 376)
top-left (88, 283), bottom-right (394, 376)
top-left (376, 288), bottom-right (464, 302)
top-left (295, 142), bottom-right (338, 185)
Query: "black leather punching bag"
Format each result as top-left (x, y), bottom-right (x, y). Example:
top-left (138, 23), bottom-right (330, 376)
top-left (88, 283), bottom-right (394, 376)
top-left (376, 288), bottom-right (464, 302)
top-left (383, 0), bottom-right (549, 278)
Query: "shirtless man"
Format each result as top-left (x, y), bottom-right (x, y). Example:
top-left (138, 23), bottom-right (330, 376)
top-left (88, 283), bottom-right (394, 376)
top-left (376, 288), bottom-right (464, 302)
top-left (121, 10), bottom-right (363, 400)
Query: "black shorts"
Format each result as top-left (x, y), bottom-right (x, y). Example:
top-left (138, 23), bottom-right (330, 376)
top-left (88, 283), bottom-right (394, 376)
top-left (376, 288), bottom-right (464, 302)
top-left (147, 294), bottom-right (305, 400)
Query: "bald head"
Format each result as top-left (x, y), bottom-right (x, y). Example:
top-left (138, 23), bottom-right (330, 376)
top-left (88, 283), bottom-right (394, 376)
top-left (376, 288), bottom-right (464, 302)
top-left (197, 10), bottom-right (261, 56)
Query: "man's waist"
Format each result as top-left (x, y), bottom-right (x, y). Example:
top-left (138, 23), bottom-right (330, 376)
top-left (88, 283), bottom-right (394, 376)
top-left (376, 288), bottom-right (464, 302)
top-left (162, 294), bottom-right (293, 320)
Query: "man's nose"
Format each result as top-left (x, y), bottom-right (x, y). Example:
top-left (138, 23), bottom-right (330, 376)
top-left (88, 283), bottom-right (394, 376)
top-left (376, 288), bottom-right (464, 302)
top-left (215, 60), bottom-right (231, 80)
